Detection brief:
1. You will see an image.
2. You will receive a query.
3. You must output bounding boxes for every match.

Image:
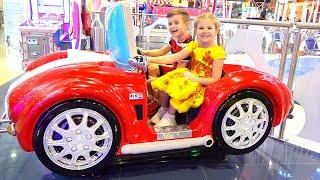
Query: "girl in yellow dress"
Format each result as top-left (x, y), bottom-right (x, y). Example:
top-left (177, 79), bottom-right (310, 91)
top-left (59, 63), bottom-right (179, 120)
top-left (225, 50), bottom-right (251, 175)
top-left (147, 13), bottom-right (226, 128)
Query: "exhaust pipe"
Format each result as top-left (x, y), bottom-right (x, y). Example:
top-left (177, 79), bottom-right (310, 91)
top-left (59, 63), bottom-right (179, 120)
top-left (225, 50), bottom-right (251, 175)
top-left (204, 138), bottom-right (214, 147)
top-left (121, 135), bottom-right (214, 154)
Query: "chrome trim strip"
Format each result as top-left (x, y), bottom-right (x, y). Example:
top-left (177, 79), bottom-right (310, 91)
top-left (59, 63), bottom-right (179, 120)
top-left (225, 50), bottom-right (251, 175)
top-left (121, 135), bottom-right (214, 154)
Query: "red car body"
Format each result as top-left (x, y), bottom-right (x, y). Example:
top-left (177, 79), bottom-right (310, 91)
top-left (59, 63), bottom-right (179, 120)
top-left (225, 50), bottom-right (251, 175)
top-left (6, 50), bottom-right (292, 154)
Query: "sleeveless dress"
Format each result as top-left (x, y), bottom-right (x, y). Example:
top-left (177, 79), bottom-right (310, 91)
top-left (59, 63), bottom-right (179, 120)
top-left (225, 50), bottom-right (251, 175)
top-left (151, 41), bottom-right (226, 113)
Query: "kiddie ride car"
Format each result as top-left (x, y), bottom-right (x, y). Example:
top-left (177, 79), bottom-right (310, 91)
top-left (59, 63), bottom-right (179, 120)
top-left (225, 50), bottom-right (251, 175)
top-left (0, 2), bottom-right (293, 176)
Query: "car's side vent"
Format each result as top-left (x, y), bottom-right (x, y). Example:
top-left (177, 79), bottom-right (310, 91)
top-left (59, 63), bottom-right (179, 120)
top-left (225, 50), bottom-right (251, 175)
top-left (134, 104), bottom-right (143, 120)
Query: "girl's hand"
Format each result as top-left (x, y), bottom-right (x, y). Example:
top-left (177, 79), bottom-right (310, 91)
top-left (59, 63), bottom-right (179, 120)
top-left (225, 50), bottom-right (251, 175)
top-left (183, 71), bottom-right (196, 81)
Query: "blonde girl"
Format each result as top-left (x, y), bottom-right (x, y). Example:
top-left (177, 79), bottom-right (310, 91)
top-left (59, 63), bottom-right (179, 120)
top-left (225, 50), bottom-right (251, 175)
top-left (147, 13), bottom-right (226, 128)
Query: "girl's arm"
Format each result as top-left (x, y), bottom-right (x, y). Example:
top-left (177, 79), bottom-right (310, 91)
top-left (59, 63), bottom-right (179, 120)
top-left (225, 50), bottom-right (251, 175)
top-left (142, 44), bottom-right (171, 57)
top-left (187, 59), bottom-right (224, 86)
top-left (148, 48), bottom-right (191, 64)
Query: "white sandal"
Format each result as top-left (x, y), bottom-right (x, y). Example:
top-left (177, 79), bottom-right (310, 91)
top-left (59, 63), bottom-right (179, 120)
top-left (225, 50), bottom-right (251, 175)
top-left (150, 107), bottom-right (166, 124)
top-left (154, 112), bottom-right (176, 128)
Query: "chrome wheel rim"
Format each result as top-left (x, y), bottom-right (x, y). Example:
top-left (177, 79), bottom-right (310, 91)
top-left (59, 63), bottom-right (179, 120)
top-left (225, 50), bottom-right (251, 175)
top-left (43, 108), bottom-right (113, 170)
top-left (221, 98), bottom-right (269, 150)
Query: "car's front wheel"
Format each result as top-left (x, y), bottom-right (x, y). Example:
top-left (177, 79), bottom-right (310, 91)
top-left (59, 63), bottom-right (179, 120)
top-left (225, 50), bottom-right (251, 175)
top-left (34, 100), bottom-right (121, 176)
top-left (214, 91), bottom-right (273, 155)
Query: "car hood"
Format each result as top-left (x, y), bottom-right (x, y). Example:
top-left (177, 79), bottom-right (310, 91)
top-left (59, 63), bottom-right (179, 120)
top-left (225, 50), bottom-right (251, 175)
top-left (7, 50), bottom-right (119, 96)
top-left (26, 50), bottom-right (114, 71)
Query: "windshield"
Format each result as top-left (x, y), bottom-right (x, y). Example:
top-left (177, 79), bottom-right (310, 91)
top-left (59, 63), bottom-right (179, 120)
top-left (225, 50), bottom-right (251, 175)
top-left (105, 2), bottom-right (137, 70)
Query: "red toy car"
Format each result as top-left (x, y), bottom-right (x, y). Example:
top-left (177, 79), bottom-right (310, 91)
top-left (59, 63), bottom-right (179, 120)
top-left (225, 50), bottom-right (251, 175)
top-left (0, 2), bottom-right (293, 177)
top-left (0, 48), bottom-right (293, 176)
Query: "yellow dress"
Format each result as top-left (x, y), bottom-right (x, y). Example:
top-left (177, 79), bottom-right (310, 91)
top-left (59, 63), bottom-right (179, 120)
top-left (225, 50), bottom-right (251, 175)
top-left (151, 41), bottom-right (226, 113)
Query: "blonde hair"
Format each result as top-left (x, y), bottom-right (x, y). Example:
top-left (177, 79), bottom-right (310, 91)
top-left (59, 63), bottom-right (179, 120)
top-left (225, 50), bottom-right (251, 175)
top-left (194, 13), bottom-right (220, 32)
top-left (193, 13), bottom-right (221, 45)
top-left (167, 9), bottom-right (190, 24)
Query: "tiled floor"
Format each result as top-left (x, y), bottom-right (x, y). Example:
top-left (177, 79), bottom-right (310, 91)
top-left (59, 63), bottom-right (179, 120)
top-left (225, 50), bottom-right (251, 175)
top-left (0, 131), bottom-right (319, 179)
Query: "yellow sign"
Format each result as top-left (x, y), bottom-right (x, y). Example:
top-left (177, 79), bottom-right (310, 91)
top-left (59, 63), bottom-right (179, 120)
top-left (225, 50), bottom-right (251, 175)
top-left (172, 0), bottom-right (189, 7)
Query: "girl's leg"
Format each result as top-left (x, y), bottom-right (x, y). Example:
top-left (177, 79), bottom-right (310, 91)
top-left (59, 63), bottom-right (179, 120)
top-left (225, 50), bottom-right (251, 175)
top-left (159, 91), bottom-right (170, 108)
top-left (167, 104), bottom-right (176, 115)
top-left (154, 103), bottom-right (177, 128)
top-left (150, 91), bottom-right (169, 124)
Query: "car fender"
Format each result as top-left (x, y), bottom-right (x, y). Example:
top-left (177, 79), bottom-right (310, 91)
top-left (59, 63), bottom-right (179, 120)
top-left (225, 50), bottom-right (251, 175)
top-left (191, 70), bottom-right (292, 136)
top-left (9, 67), bottom-right (142, 151)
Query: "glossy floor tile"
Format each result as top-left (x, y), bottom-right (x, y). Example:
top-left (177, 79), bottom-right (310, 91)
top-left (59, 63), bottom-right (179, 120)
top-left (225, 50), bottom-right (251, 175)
top-left (0, 132), bottom-right (320, 180)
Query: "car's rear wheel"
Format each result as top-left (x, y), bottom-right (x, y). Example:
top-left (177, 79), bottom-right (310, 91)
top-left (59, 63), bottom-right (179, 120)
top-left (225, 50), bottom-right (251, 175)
top-left (34, 100), bottom-right (121, 176)
top-left (214, 91), bottom-right (273, 155)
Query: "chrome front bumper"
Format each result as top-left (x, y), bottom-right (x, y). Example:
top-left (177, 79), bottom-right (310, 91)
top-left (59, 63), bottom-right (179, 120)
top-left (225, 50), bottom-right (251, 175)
top-left (0, 112), bottom-right (15, 136)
